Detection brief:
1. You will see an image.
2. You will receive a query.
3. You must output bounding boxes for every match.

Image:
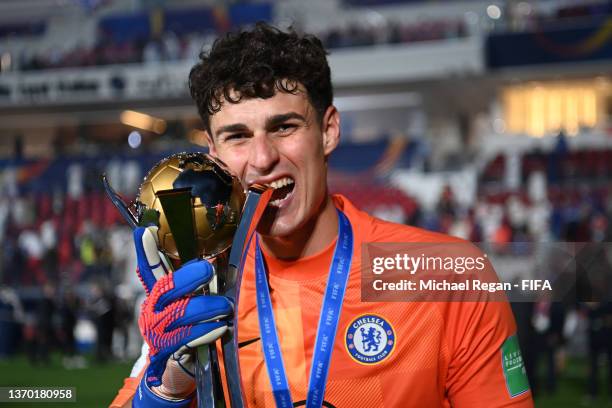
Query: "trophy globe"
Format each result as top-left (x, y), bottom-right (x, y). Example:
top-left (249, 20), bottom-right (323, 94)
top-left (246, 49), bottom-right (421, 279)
top-left (136, 152), bottom-right (245, 262)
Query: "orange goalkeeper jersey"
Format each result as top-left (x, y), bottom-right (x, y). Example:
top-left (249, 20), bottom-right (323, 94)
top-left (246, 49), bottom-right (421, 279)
top-left (111, 195), bottom-right (534, 408)
top-left (234, 195), bottom-right (533, 408)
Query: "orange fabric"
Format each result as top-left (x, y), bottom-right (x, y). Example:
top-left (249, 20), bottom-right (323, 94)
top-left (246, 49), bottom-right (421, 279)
top-left (110, 373), bottom-right (142, 408)
top-left (235, 195), bottom-right (534, 407)
top-left (115, 194), bottom-right (534, 407)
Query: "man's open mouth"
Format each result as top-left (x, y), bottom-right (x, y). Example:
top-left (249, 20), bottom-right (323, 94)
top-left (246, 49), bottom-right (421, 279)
top-left (265, 177), bottom-right (295, 207)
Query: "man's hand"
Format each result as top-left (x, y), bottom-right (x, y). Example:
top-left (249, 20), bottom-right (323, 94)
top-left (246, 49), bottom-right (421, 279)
top-left (134, 226), bottom-right (233, 398)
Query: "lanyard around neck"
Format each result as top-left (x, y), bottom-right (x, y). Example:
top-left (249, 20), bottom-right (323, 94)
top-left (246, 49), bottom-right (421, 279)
top-left (254, 209), bottom-right (354, 408)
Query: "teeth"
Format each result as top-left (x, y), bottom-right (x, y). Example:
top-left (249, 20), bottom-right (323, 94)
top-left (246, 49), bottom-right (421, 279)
top-left (266, 177), bottom-right (294, 189)
top-left (269, 196), bottom-right (290, 207)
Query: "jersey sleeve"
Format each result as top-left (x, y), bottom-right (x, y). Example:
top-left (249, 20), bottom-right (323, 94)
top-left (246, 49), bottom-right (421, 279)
top-left (443, 299), bottom-right (534, 408)
top-left (109, 376), bottom-right (140, 408)
top-left (109, 343), bottom-right (148, 407)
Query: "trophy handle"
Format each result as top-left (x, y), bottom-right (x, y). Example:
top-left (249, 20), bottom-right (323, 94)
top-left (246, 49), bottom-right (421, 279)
top-left (218, 185), bottom-right (271, 408)
top-left (195, 255), bottom-right (228, 408)
top-left (101, 174), bottom-right (139, 229)
top-left (195, 346), bottom-right (221, 407)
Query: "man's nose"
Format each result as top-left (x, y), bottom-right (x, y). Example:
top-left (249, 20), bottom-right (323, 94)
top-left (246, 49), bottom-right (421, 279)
top-left (248, 133), bottom-right (280, 174)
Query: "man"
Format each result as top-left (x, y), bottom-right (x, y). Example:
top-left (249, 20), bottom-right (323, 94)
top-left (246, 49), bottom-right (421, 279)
top-left (111, 23), bottom-right (534, 407)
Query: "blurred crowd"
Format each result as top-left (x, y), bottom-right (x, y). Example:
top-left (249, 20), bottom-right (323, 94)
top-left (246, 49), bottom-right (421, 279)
top-left (11, 16), bottom-right (467, 72)
top-left (318, 18), bottom-right (467, 50)
top-left (4, 0), bottom-right (611, 72)
top-left (16, 31), bottom-right (212, 71)
top-left (0, 155), bottom-right (145, 364)
top-left (0, 279), bottom-right (140, 369)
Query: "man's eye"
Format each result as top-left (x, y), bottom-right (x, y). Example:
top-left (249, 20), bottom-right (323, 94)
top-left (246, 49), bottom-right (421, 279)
top-left (275, 124), bottom-right (297, 133)
top-left (224, 133), bottom-right (245, 141)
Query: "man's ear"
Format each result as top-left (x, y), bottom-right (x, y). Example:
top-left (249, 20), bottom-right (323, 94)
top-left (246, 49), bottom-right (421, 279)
top-left (193, 130), bottom-right (218, 155)
top-left (190, 129), bottom-right (215, 152)
top-left (204, 131), bottom-right (217, 156)
top-left (322, 105), bottom-right (340, 157)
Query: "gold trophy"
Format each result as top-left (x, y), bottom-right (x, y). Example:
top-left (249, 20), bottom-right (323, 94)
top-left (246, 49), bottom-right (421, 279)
top-left (103, 152), bottom-right (271, 407)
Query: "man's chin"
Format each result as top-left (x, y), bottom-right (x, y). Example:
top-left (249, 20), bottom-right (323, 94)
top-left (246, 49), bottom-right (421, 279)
top-left (256, 210), bottom-right (297, 239)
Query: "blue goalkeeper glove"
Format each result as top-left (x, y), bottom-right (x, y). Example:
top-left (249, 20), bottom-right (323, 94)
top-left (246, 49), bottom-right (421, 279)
top-left (133, 226), bottom-right (232, 401)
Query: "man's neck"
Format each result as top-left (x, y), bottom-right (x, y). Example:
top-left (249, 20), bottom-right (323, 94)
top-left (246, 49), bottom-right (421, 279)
top-left (260, 196), bottom-right (338, 260)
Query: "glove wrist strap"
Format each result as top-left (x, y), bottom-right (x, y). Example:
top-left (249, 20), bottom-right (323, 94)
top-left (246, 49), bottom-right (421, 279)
top-left (133, 377), bottom-right (194, 408)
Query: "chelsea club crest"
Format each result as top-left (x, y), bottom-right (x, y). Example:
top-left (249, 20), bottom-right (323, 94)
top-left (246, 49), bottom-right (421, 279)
top-left (345, 314), bottom-right (395, 365)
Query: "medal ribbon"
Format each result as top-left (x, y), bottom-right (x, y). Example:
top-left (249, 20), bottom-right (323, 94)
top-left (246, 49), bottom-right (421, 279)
top-left (255, 209), bottom-right (353, 408)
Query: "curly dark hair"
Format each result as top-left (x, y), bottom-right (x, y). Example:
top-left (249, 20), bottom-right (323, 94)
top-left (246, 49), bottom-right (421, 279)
top-left (188, 22), bottom-right (333, 133)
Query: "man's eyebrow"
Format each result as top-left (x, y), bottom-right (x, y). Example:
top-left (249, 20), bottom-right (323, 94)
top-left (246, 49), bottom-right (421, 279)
top-left (214, 123), bottom-right (249, 137)
top-left (266, 112), bottom-right (306, 128)
top-left (214, 112), bottom-right (306, 137)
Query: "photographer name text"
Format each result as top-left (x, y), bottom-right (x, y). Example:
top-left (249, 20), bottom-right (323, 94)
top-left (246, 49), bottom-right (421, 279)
top-left (372, 279), bottom-right (552, 293)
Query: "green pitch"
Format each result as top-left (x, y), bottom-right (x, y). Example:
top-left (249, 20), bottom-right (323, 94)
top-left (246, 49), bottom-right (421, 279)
top-left (532, 357), bottom-right (612, 408)
top-left (0, 354), bottom-right (132, 407)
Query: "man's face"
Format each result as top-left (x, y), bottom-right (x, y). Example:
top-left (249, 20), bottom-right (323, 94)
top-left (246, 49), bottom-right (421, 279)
top-left (206, 88), bottom-right (340, 238)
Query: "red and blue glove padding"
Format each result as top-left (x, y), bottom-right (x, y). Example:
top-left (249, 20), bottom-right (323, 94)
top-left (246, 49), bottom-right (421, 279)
top-left (132, 227), bottom-right (233, 406)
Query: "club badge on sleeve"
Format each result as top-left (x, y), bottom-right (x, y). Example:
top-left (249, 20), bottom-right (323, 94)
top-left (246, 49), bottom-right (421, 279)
top-left (345, 314), bottom-right (395, 365)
